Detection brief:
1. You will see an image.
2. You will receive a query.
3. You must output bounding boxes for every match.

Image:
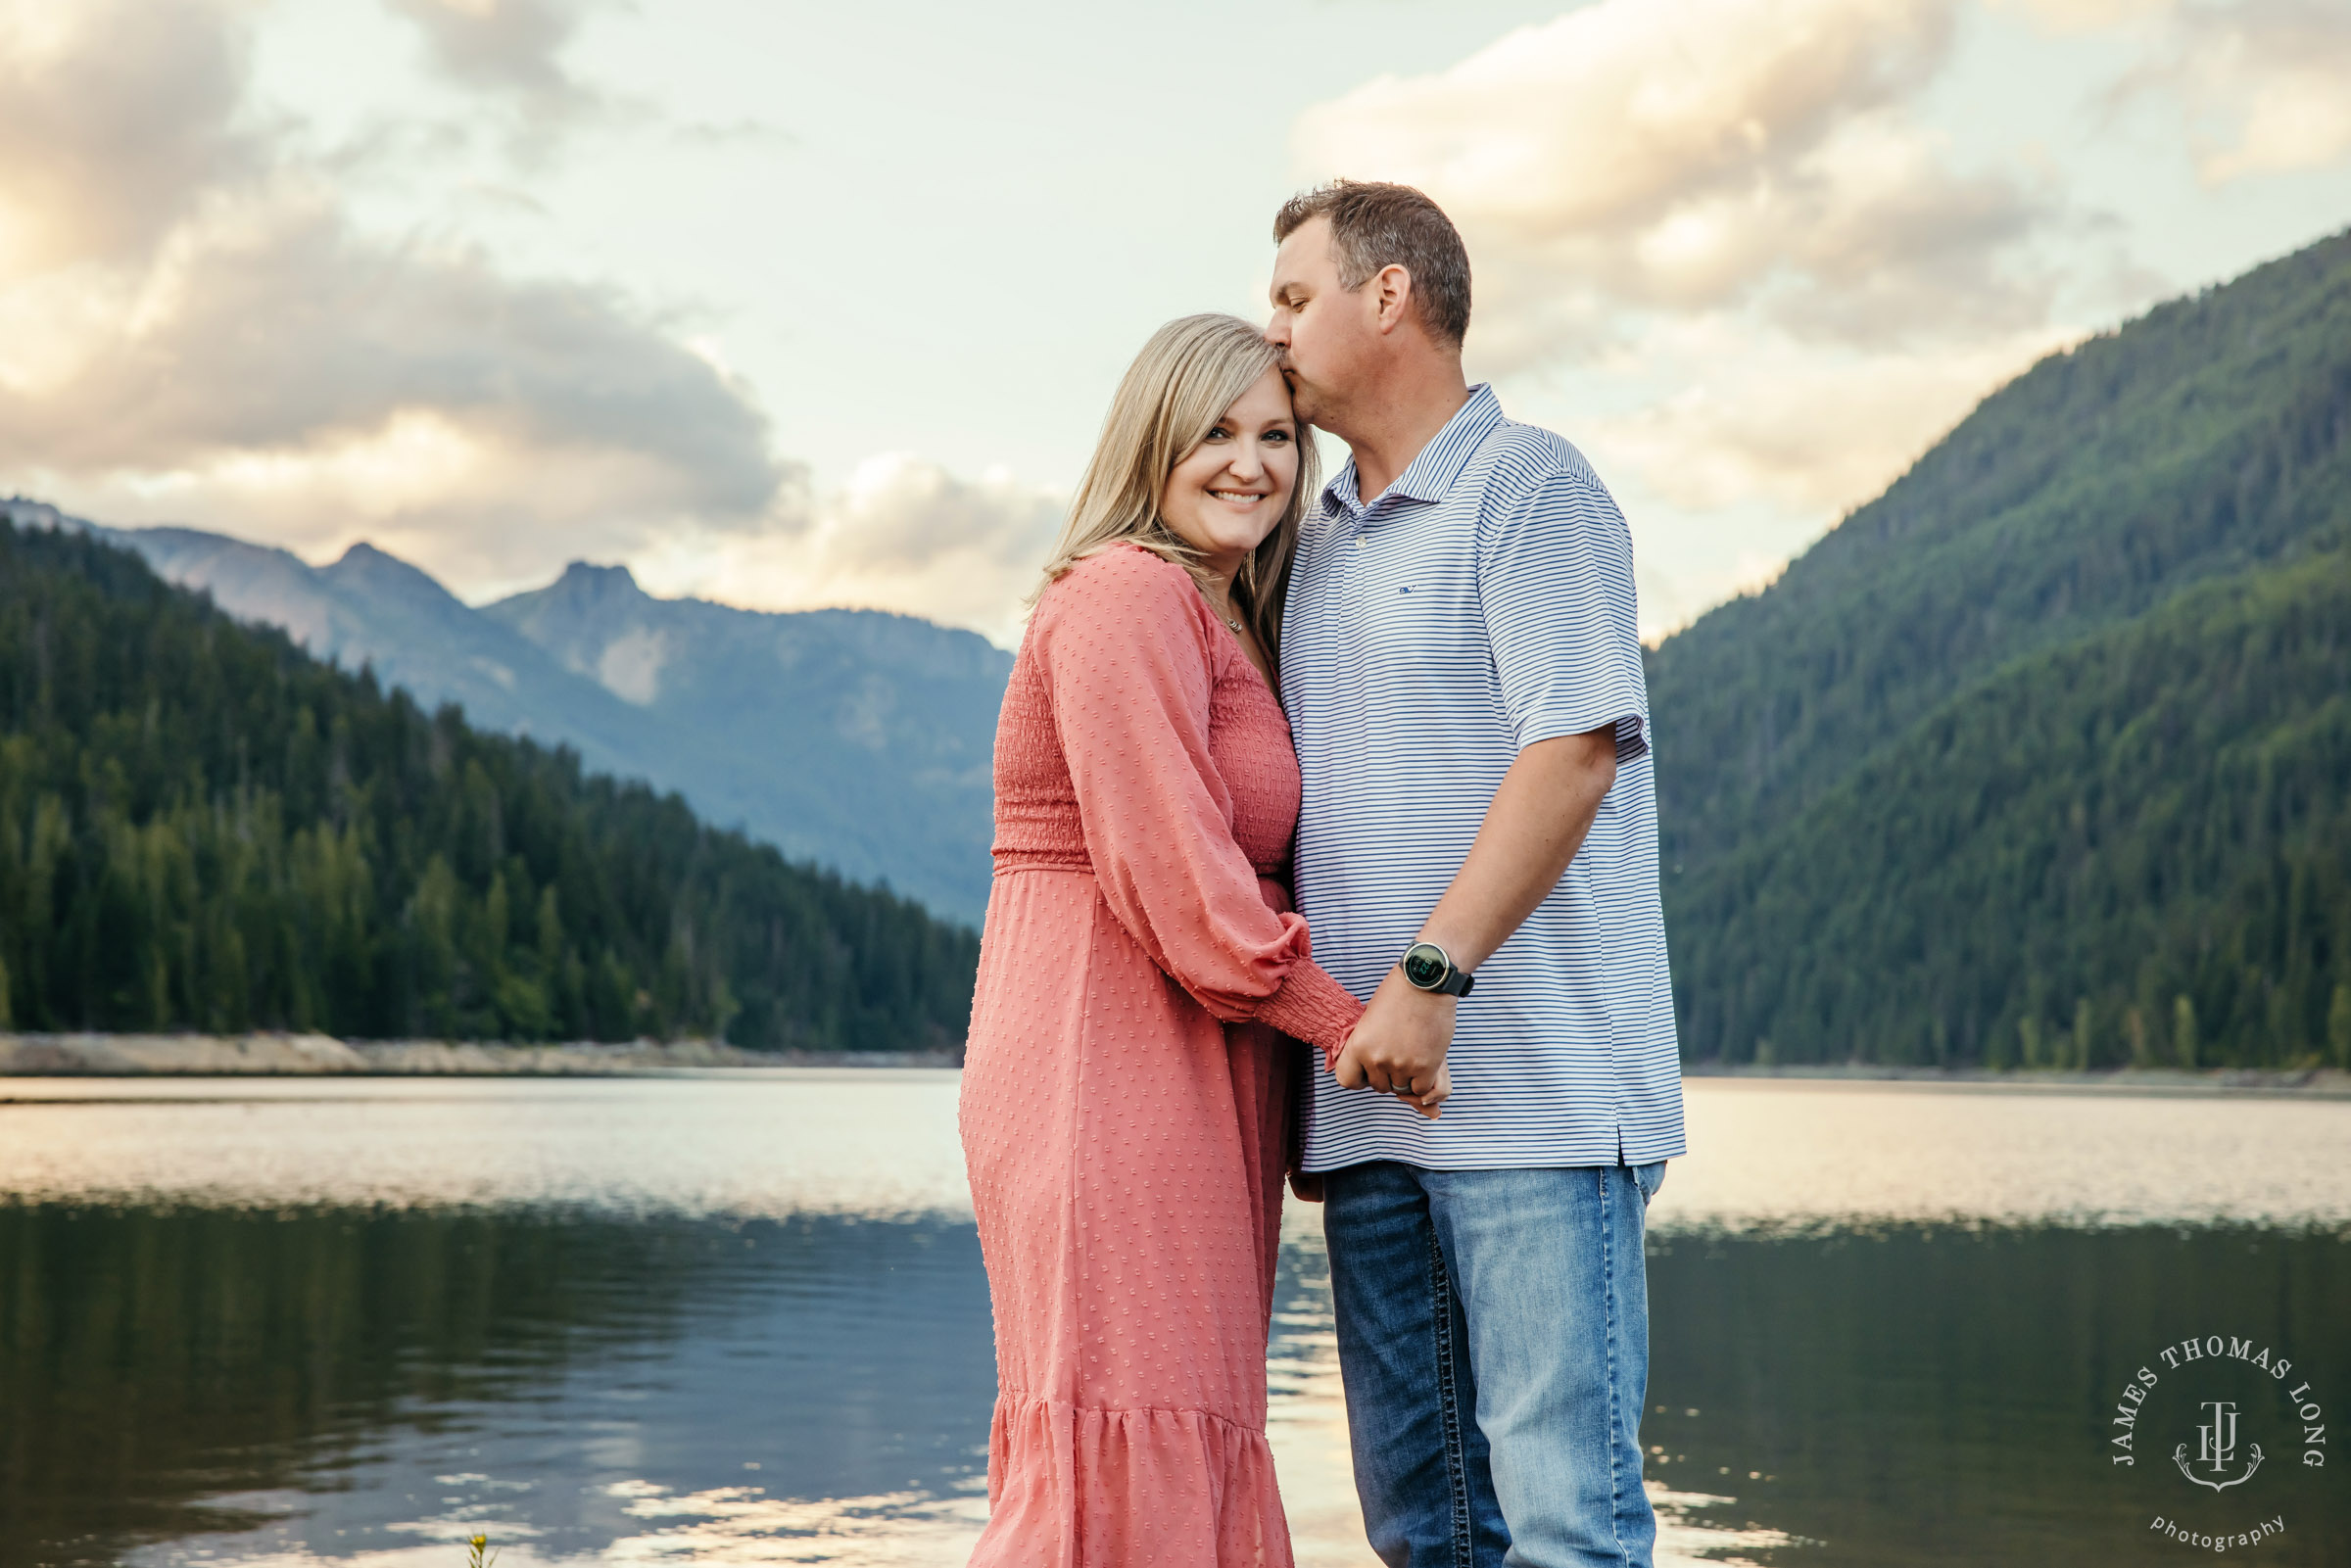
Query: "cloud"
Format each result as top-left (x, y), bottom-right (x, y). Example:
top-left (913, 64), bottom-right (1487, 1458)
top-left (636, 454), bottom-right (1068, 645)
top-left (1988, 0), bottom-right (2170, 25)
top-left (0, 0), bottom-right (798, 594)
top-left (381, 1), bottom-right (792, 161)
top-left (1584, 320), bottom-right (2082, 514)
top-left (1996, 0), bottom-right (2351, 183)
top-left (1, 201), bottom-right (785, 505)
top-left (384, 0), bottom-right (615, 145)
top-left (1293, 0), bottom-right (2056, 369)
top-left (1279, 0), bottom-right (2159, 646)
top-left (820, 454), bottom-right (1067, 578)
top-left (2137, 1), bottom-right (2351, 182)
top-left (0, 1), bottom-right (262, 273)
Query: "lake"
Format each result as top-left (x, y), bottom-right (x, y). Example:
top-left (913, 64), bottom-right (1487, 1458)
top-left (1, 1072), bottom-right (2344, 1567)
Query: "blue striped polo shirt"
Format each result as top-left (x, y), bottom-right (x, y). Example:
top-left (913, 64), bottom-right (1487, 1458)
top-left (1281, 384), bottom-right (1687, 1171)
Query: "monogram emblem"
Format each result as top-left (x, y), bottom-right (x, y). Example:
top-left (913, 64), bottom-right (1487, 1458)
top-left (2173, 1400), bottom-right (2264, 1492)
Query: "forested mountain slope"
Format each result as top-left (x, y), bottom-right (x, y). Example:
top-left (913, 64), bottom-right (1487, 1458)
top-left (0, 522), bottom-right (978, 1050)
top-left (0, 500), bottom-right (1011, 925)
top-left (1648, 229), bottom-right (2351, 871)
top-left (1671, 545), bottom-right (2349, 1068)
top-left (1652, 228), bottom-right (2351, 1069)
top-left (113, 522), bottom-right (683, 792)
top-left (486, 562), bottom-right (1005, 924)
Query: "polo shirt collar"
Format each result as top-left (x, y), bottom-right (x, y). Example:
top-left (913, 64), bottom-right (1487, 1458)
top-left (1322, 383), bottom-right (1504, 519)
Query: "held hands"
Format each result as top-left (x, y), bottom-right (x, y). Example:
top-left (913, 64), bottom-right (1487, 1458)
top-left (1331, 966), bottom-right (1457, 1119)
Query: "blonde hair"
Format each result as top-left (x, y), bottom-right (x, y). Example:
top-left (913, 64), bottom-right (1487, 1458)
top-left (1032, 313), bottom-right (1319, 672)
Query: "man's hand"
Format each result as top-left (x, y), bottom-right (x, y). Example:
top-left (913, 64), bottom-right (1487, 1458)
top-left (1332, 967), bottom-right (1457, 1118)
top-left (1326, 730), bottom-right (1619, 1125)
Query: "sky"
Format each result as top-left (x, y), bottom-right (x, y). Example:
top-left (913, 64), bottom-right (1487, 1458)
top-left (2, 0), bottom-right (2348, 646)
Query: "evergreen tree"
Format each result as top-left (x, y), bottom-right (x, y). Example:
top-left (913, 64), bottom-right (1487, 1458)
top-left (0, 522), bottom-right (979, 1050)
top-left (1651, 228), bottom-right (2351, 1069)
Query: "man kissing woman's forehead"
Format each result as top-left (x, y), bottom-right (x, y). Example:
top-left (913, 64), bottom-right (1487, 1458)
top-left (960, 181), bottom-right (1682, 1568)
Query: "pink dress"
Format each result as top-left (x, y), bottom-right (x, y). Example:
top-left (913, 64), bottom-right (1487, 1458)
top-left (960, 543), bottom-right (1366, 1566)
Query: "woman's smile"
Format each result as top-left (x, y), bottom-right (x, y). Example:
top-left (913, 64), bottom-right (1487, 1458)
top-left (1158, 365), bottom-right (1301, 578)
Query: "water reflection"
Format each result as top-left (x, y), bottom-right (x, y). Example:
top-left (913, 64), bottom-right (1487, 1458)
top-left (0, 1206), bottom-right (995, 1568)
top-left (1, 1075), bottom-right (2345, 1567)
top-left (1644, 1222), bottom-right (2350, 1566)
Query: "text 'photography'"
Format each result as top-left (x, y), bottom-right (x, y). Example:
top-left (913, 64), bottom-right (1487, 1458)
top-left (3, 2), bottom-right (2348, 1566)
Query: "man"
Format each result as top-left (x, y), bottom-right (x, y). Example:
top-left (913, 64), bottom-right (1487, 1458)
top-left (1266, 180), bottom-right (1687, 1568)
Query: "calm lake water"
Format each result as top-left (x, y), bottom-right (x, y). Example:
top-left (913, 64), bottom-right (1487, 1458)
top-left (1, 1072), bottom-right (2344, 1567)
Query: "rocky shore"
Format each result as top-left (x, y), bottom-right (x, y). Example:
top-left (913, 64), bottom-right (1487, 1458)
top-left (0, 1032), bottom-right (959, 1075)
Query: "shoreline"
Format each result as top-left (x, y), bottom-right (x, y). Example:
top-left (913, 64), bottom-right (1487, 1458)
top-left (1682, 1061), bottom-right (2351, 1097)
top-left (0, 1032), bottom-right (959, 1076)
top-left (0, 1033), bottom-right (2340, 1094)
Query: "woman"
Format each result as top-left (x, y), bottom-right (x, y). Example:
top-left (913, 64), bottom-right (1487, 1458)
top-left (961, 314), bottom-right (1370, 1565)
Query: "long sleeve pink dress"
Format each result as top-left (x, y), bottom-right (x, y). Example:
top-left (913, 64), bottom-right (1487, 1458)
top-left (959, 542), bottom-right (1366, 1567)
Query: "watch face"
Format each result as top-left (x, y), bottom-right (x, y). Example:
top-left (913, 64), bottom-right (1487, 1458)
top-left (1403, 943), bottom-right (1449, 990)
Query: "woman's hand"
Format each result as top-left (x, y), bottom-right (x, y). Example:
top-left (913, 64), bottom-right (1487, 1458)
top-left (1332, 968), bottom-right (1455, 1118)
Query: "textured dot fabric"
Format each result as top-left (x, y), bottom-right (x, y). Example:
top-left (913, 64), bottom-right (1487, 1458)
top-left (960, 543), bottom-right (1364, 1567)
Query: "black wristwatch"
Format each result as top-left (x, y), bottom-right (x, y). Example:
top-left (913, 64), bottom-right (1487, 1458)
top-left (1400, 940), bottom-right (1475, 997)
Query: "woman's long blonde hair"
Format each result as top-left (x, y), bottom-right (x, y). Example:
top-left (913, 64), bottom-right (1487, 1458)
top-left (1032, 313), bottom-right (1319, 673)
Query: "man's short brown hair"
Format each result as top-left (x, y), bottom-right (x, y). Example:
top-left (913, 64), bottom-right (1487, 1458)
top-left (1273, 180), bottom-right (1471, 348)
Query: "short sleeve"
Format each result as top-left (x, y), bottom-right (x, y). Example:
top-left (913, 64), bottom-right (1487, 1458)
top-left (1477, 469), bottom-right (1652, 765)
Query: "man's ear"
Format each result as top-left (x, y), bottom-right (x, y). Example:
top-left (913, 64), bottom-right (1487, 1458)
top-left (1372, 263), bottom-right (1415, 337)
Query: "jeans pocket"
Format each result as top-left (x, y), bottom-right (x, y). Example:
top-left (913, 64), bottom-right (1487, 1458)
top-left (1630, 1160), bottom-right (1667, 1206)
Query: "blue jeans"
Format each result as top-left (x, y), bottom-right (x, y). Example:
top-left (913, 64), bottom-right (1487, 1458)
top-left (1322, 1160), bottom-right (1666, 1568)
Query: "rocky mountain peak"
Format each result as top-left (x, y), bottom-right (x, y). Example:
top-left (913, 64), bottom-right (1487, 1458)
top-left (24, 507), bottom-right (1009, 923)
top-left (552, 560), bottom-right (647, 601)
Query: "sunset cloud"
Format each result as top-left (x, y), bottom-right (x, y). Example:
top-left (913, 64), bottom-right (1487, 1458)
top-left (2003, 0), bottom-right (2351, 183)
top-left (0, 0), bottom-right (798, 594)
top-left (1583, 322), bottom-right (2082, 514)
top-left (637, 454), bottom-right (1067, 645)
top-left (1294, 0), bottom-right (2056, 369)
top-left (2139, 1), bottom-right (2351, 183)
top-left (1284, 0), bottom-right (2144, 638)
top-left (0, 1), bottom-right (261, 273)
top-left (3, 0), bottom-right (2345, 649)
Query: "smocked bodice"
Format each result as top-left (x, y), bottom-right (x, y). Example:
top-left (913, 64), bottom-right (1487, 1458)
top-left (993, 549), bottom-right (1300, 882)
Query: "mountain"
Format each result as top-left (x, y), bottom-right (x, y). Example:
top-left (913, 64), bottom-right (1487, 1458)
top-left (485, 562), bottom-right (1005, 929)
top-left (1650, 227), bottom-right (2351, 1070)
top-left (0, 518), bottom-right (978, 1049)
top-left (0, 500), bottom-right (1011, 924)
top-left (94, 518), bottom-right (680, 787)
